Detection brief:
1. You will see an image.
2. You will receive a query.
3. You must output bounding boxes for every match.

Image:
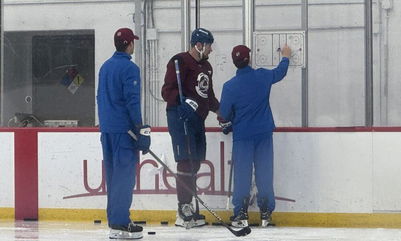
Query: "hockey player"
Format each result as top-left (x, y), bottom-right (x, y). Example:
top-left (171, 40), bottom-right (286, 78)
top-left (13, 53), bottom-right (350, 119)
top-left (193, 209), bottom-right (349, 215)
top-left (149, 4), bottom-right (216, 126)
top-left (161, 28), bottom-right (220, 228)
top-left (97, 28), bottom-right (151, 239)
top-left (219, 44), bottom-right (291, 228)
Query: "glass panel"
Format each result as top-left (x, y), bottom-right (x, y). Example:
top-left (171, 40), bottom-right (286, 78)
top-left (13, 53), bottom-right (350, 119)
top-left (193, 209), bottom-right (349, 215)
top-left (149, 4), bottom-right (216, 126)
top-left (1, 0), bottom-right (134, 127)
top-left (143, 0), bottom-right (181, 127)
top-left (1, 0), bottom-right (391, 128)
top-left (308, 1), bottom-right (365, 126)
top-left (255, 0), bottom-right (303, 127)
top-left (143, 0), bottom-right (243, 127)
top-left (3, 31), bottom-right (95, 127)
top-left (372, 0), bottom-right (401, 126)
top-left (197, 1), bottom-right (243, 127)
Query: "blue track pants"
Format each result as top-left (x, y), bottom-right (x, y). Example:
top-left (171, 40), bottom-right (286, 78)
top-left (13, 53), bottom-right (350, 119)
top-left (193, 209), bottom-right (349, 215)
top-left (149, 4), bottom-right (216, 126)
top-left (101, 133), bottom-right (138, 227)
top-left (232, 133), bottom-right (275, 215)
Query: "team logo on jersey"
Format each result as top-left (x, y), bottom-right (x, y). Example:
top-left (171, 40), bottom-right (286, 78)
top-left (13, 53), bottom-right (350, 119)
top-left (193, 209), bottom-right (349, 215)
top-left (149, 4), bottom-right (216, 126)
top-left (196, 72), bottom-right (209, 98)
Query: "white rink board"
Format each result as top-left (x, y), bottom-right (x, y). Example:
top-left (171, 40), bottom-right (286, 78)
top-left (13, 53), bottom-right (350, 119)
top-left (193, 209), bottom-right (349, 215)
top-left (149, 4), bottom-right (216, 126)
top-left (0, 133), bottom-right (14, 208)
top-left (38, 132), bottom-right (233, 210)
top-left (136, 132), bottom-right (233, 210)
top-left (372, 132), bottom-right (401, 211)
top-left (274, 132), bottom-right (372, 213)
top-left (36, 131), bottom-right (401, 213)
top-left (38, 132), bottom-right (104, 209)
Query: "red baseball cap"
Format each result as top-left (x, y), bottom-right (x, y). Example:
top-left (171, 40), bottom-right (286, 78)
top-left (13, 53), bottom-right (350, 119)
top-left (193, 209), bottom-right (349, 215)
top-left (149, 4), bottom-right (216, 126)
top-left (232, 45), bottom-right (251, 64)
top-left (114, 28), bottom-right (139, 49)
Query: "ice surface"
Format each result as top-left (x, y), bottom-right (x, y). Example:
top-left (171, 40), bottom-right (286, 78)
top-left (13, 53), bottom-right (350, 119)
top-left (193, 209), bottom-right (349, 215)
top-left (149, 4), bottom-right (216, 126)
top-left (1, 221), bottom-right (401, 241)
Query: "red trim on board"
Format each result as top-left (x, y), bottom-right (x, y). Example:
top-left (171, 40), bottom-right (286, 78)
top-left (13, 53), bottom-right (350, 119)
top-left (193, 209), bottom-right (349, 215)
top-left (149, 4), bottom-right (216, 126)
top-left (207, 126), bottom-right (401, 132)
top-left (274, 127), bottom-right (401, 132)
top-left (369, 127), bottom-right (401, 132)
top-left (14, 129), bottom-right (38, 220)
top-left (3, 126), bottom-right (401, 132)
top-left (274, 127), bottom-right (371, 132)
top-left (0, 127), bottom-right (99, 132)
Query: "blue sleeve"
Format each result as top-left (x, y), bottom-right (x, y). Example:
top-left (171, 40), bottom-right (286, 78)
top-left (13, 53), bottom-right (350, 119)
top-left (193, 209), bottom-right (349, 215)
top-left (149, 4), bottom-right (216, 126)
top-left (271, 57), bottom-right (289, 84)
top-left (123, 64), bottom-right (142, 126)
top-left (219, 84), bottom-right (234, 121)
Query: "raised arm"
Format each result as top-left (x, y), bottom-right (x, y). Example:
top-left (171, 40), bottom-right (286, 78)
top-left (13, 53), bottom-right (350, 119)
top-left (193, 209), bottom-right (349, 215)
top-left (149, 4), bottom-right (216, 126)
top-left (272, 44), bottom-right (291, 84)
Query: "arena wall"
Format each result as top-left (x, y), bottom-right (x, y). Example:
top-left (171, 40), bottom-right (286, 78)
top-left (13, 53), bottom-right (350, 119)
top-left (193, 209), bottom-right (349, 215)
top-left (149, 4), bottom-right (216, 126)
top-left (1, 128), bottom-right (401, 227)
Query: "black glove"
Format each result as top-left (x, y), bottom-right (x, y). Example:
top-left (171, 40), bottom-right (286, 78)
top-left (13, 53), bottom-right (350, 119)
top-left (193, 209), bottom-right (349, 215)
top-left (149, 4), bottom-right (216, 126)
top-left (177, 98), bottom-right (198, 120)
top-left (220, 121), bottom-right (232, 135)
top-left (135, 125), bottom-right (151, 154)
top-left (217, 116), bottom-right (232, 135)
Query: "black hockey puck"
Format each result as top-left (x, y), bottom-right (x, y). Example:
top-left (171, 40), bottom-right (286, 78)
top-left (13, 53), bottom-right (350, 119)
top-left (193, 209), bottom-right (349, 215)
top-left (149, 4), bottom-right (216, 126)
top-left (94, 220), bottom-right (101, 224)
top-left (133, 220), bottom-right (146, 224)
top-left (148, 231), bottom-right (156, 235)
top-left (160, 221), bottom-right (168, 225)
top-left (23, 218), bottom-right (38, 222)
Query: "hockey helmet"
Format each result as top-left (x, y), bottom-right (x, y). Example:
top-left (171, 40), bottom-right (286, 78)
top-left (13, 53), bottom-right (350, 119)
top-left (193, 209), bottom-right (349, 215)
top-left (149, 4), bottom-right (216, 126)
top-left (191, 28), bottom-right (214, 45)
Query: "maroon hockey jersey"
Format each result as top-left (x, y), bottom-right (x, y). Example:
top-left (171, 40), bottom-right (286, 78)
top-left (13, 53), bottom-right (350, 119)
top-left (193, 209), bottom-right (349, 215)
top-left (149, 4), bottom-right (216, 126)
top-left (161, 52), bottom-right (219, 120)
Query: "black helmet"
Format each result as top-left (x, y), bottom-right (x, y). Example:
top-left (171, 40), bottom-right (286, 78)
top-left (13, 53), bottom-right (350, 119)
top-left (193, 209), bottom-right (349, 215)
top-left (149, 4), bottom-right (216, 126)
top-left (190, 28), bottom-right (214, 45)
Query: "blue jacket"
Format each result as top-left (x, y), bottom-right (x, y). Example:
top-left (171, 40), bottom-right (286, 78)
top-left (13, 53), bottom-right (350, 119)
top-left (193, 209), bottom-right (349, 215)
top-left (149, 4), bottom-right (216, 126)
top-left (219, 58), bottom-right (289, 141)
top-left (97, 52), bottom-right (142, 133)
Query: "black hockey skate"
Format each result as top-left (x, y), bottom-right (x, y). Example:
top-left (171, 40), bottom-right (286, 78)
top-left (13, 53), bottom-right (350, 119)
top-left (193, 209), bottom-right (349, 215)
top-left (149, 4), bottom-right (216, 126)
top-left (230, 198), bottom-right (249, 228)
top-left (260, 210), bottom-right (272, 227)
top-left (230, 208), bottom-right (249, 228)
top-left (175, 203), bottom-right (196, 229)
top-left (192, 211), bottom-right (206, 227)
top-left (109, 222), bottom-right (143, 239)
top-left (259, 198), bottom-right (274, 227)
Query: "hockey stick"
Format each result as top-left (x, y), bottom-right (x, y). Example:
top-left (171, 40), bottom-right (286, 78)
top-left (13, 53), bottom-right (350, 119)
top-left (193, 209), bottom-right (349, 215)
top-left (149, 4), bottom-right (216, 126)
top-left (128, 131), bottom-right (251, 237)
top-left (174, 59), bottom-right (201, 216)
top-left (226, 158), bottom-right (234, 210)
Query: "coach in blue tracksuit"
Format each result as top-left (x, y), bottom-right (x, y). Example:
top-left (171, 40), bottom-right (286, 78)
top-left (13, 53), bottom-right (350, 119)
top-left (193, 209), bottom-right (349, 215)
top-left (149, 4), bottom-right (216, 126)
top-left (97, 28), bottom-right (150, 240)
top-left (219, 44), bottom-right (291, 228)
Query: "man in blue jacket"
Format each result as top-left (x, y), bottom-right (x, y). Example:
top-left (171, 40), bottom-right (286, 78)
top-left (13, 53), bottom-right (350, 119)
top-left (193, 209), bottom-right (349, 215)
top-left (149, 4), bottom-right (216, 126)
top-left (219, 44), bottom-right (291, 228)
top-left (97, 28), bottom-right (151, 240)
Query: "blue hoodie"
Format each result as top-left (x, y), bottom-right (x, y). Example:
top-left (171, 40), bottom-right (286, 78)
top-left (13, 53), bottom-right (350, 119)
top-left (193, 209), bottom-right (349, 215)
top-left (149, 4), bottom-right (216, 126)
top-left (97, 52), bottom-right (142, 133)
top-left (219, 58), bottom-right (289, 141)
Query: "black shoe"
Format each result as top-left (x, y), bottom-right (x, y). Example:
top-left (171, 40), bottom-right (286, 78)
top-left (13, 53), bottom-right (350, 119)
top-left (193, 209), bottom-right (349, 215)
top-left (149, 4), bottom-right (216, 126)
top-left (192, 212), bottom-right (206, 227)
top-left (230, 208), bottom-right (249, 228)
top-left (261, 211), bottom-right (272, 227)
top-left (109, 222), bottom-right (143, 239)
top-left (259, 197), bottom-right (273, 227)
